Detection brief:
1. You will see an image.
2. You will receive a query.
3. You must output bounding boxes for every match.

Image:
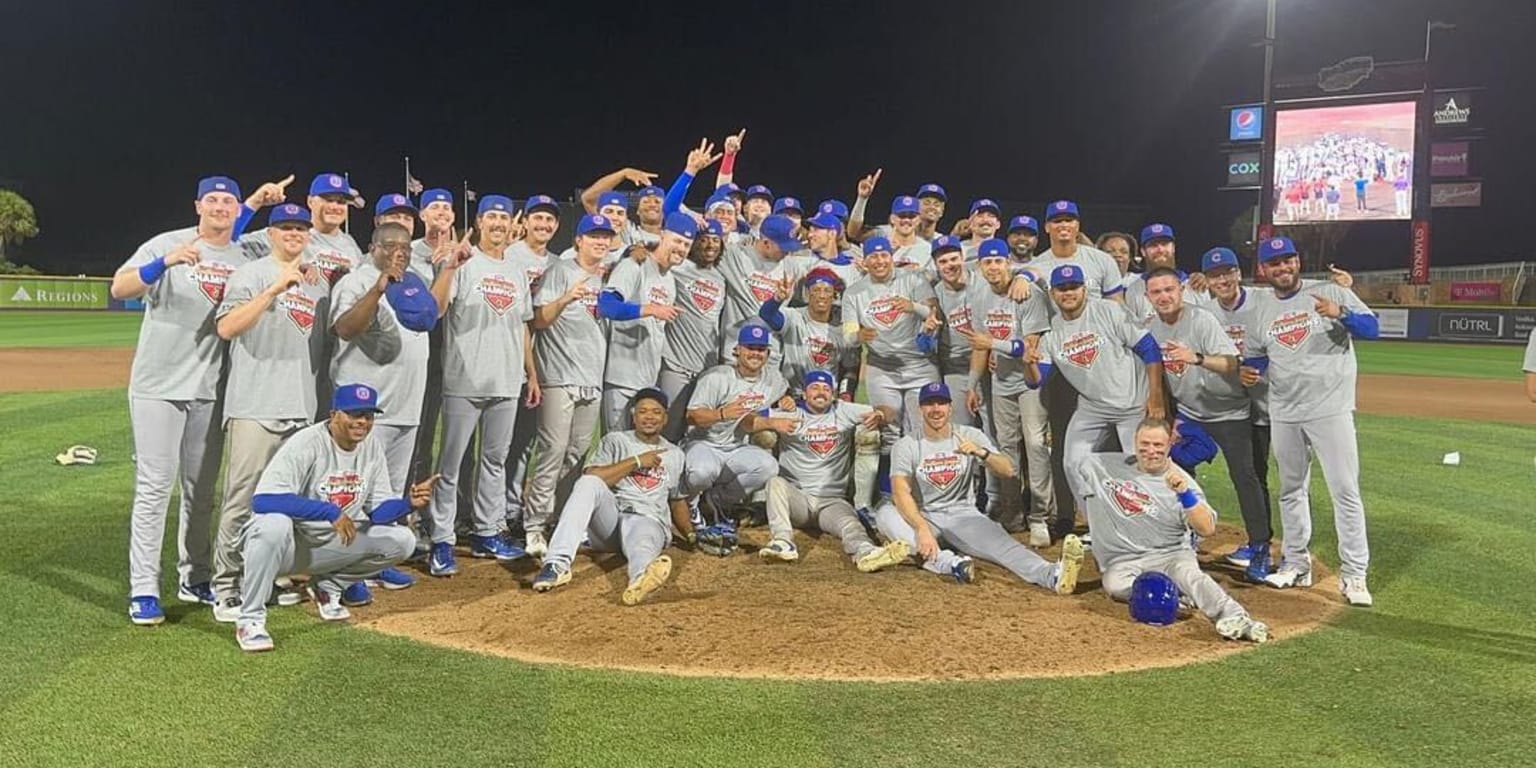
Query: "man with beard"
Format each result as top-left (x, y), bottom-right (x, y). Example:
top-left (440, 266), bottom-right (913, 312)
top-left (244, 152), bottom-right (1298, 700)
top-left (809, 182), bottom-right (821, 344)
top-left (659, 220), bottom-right (728, 441)
top-left (423, 195), bottom-right (536, 576)
top-left (598, 212), bottom-right (697, 431)
top-left (758, 268), bottom-right (856, 394)
top-left (530, 388), bottom-right (691, 606)
top-left (683, 324), bottom-right (789, 527)
top-left (1121, 224), bottom-right (1213, 326)
top-left (1241, 236), bottom-right (1378, 606)
top-left (958, 199), bottom-right (1002, 260)
top-left (883, 195), bottom-right (934, 271)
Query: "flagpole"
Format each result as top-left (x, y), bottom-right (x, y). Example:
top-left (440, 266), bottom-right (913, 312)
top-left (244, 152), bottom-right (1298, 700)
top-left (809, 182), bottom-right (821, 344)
top-left (343, 171), bottom-right (351, 234)
top-left (462, 180), bottom-right (469, 228)
top-left (404, 156), bottom-right (412, 203)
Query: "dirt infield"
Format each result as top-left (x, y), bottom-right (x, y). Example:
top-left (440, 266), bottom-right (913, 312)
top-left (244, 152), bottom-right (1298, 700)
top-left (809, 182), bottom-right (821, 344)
top-left (0, 348), bottom-right (134, 392)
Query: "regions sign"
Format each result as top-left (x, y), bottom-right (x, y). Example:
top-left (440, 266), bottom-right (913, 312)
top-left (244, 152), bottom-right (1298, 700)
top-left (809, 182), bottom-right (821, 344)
top-left (1431, 182), bottom-right (1483, 208)
top-left (0, 277), bottom-right (110, 310)
top-left (1430, 141), bottom-right (1470, 177)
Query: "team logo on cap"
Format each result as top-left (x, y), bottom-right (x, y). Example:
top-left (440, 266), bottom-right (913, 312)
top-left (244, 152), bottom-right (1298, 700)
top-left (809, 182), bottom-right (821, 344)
top-left (743, 326), bottom-right (768, 343)
top-left (278, 288), bottom-right (317, 334)
top-left (477, 274), bottom-right (521, 315)
top-left (354, 386), bottom-right (371, 401)
top-left (321, 470), bottom-right (364, 514)
top-left (1270, 238), bottom-right (1284, 249)
top-left (214, 182), bottom-right (227, 191)
top-left (1061, 331), bottom-right (1100, 368)
top-left (391, 195), bottom-right (405, 205)
top-left (687, 277), bottom-right (723, 312)
top-left (1061, 266), bottom-right (1077, 279)
top-left (1056, 202), bottom-right (1069, 211)
top-left (1271, 311), bottom-right (1313, 350)
top-left (919, 453), bottom-right (963, 489)
top-left (901, 197), bottom-right (914, 205)
top-left (189, 261), bottom-right (235, 305)
top-left (629, 462), bottom-right (665, 490)
top-left (1103, 478), bottom-right (1154, 517)
top-left (1151, 225), bottom-right (1165, 234)
top-left (329, 176), bottom-right (344, 188)
top-left (821, 203), bottom-right (834, 213)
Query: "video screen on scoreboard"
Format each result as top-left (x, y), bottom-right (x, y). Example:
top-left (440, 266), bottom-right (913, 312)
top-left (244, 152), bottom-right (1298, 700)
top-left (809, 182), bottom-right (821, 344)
top-left (1270, 101), bottom-right (1416, 224)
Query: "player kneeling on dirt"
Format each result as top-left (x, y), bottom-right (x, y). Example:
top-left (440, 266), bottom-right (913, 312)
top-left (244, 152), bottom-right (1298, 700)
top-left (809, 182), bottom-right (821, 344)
top-left (234, 384), bottom-right (432, 652)
top-left (875, 382), bottom-right (1084, 592)
top-left (532, 388), bottom-right (694, 606)
top-left (758, 370), bottom-right (910, 571)
top-left (1077, 418), bottom-right (1269, 643)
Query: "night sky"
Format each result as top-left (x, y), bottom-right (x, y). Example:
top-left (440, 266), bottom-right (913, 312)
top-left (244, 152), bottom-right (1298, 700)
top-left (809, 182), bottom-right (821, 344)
top-left (3, 0), bottom-right (1530, 275)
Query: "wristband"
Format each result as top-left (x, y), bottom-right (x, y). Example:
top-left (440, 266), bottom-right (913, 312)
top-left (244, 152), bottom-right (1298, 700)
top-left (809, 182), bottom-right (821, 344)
top-left (1177, 489), bottom-right (1199, 509)
top-left (138, 255), bottom-right (169, 285)
top-left (978, 448), bottom-right (991, 461)
top-left (720, 153), bottom-right (736, 175)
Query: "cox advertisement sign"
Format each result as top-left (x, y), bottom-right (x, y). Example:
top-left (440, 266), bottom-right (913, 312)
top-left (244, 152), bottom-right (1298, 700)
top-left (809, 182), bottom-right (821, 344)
top-left (1225, 151), bottom-right (1261, 188)
top-left (1229, 106), bottom-right (1263, 141)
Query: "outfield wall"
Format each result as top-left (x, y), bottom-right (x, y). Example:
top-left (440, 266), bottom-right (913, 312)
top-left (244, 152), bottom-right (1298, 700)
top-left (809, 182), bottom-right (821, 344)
top-left (0, 275), bottom-right (142, 310)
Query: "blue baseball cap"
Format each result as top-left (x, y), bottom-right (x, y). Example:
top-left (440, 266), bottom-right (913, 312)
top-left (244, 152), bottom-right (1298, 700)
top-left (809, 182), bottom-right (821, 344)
top-left (721, 182), bottom-right (744, 199)
top-left (931, 235), bottom-right (963, 257)
top-left (310, 172), bottom-right (350, 198)
top-left (745, 184), bottom-right (774, 202)
top-left (525, 194), bottom-right (560, 217)
top-left (760, 214), bottom-right (802, 254)
top-left (632, 386), bottom-right (670, 409)
top-left (196, 175), bottom-right (241, 200)
top-left (384, 272), bottom-right (439, 333)
top-left (268, 203), bottom-right (311, 228)
top-left (1140, 223), bottom-right (1175, 245)
top-left (703, 220), bottom-right (727, 238)
top-left (596, 191), bottom-right (627, 210)
top-left (637, 185), bottom-right (664, 199)
top-left (738, 322), bottom-right (772, 348)
top-left (1259, 236), bottom-right (1298, 263)
top-left (773, 196), bottom-right (804, 216)
top-left (917, 183), bottom-right (948, 201)
top-left (375, 193), bottom-right (416, 217)
top-left (332, 383), bottom-right (384, 415)
top-left (1050, 264), bottom-right (1086, 288)
top-left (1201, 247), bottom-right (1241, 272)
top-left (862, 236), bottom-right (894, 257)
top-left (804, 268), bottom-right (844, 291)
top-left (818, 199), bottom-right (850, 220)
top-left (806, 211), bottom-right (842, 231)
top-left (918, 381), bottom-right (952, 404)
top-left (803, 370), bottom-right (836, 389)
top-left (1045, 200), bottom-right (1080, 220)
top-left (420, 188), bottom-right (453, 208)
top-left (1008, 215), bottom-right (1040, 234)
top-left (969, 198), bottom-right (1001, 217)
top-left (891, 195), bottom-right (921, 216)
top-left (576, 214), bottom-right (617, 236)
top-left (478, 195), bottom-right (514, 216)
top-left (663, 211), bottom-right (698, 239)
top-left (977, 238), bottom-right (1010, 260)
top-left (706, 189), bottom-right (735, 211)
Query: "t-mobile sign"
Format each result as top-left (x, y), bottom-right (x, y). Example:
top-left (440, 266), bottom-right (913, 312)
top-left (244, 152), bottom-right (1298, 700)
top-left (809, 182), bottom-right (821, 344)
top-left (1431, 141), bottom-right (1470, 178)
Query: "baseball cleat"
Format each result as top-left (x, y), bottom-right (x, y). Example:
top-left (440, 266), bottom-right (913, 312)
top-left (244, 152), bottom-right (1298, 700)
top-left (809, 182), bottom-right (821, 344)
top-left (622, 555), bottom-right (673, 606)
top-left (469, 534), bottom-right (526, 561)
top-left (951, 556), bottom-right (977, 585)
top-left (1054, 534), bottom-right (1084, 595)
top-left (176, 581), bottom-right (216, 606)
top-left (128, 596), bottom-right (164, 626)
top-left (1216, 615), bottom-right (1270, 644)
top-left (1263, 566), bottom-right (1312, 590)
top-left (1028, 521), bottom-right (1051, 548)
top-left (271, 580), bottom-right (302, 607)
top-left (429, 542), bottom-right (458, 577)
top-left (523, 530), bottom-right (549, 559)
top-left (531, 562), bottom-right (571, 593)
top-left (855, 540), bottom-right (910, 573)
top-left (1340, 576), bottom-right (1374, 607)
top-left (340, 581), bottom-right (373, 607)
top-left (308, 586), bottom-right (352, 622)
top-left (212, 597), bottom-right (241, 624)
top-left (235, 621), bottom-right (274, 653)
top-left (1222, 542), bottom-right (1260, 568)
top-left (367, 567), bottom-right (416, 590)
top-left (758, 538), bottom-right (799, 563)
top-left (1244, 546), bottom-right (1272, 583)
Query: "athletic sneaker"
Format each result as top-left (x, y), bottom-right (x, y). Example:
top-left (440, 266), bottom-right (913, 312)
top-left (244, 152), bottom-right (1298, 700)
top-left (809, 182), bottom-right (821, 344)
top-left (340, 581), bottom-right (373, 607)
top-left (235, 621), bottom-right (274, 652)
top-left (308, 585), bottom-right (351, 622)
top-left (367, 567), bottom-right (416, 590)
top-left (469, 534), bottom-right (526, 561)
top-left (213, 597), bottom-right (241, 624)
top-left (758, 538), bottom-right (799, 563)
top-left (1340, 576), bottom-right (1374, 607)
top-left (429, 542), bottom-right (458, 577)
top-left (1215, 614), bottom-right (1270, 644)
top-left (1028, 521), bottom-right (1051, 548)
top-left (1054, 534), bottom-right (1085, 596)
top-left (531, 562), bottom-right (571, 593)
top-left (176, 581), bottom-right (216, 606)
top-left (621, 555), bottom-right (673, 606)
top-left (524, 530), bottom-right (549, 558)
top-left (855, 540), bottom-right (910, 573)
top-left (128, 596), bottom-right (164, 626)
top-left (1244, 547), bottom-right (1272, 583)
top-left (1223, 542), bottom-right (1261, 568)
top-left (951, 556), bottom-right (977, 585)
top-left (271, 580), bottom-right (302, 607)
top-left (1263, 565), bottom-right (1313, 590)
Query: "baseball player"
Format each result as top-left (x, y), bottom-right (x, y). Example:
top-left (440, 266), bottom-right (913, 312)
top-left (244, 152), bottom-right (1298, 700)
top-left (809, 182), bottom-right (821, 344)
top-left (658, 219), bottom-right (728, 440)
top-left (233, 384), bottom-right (428, 651)
top-left (579, 166), bottom-right (662, 246)
top-left (209, 202), bottom-right (332, 621)
top-left (789, 211), bottom-right (862, 299)
top-left (115, 176), bottom-right (252, 624)
top-left (957, 198), bottom-right (1002, 260)
top-left (1022, 264), bottom-right (1167, 512)
top-left (742, 184), bottom-right (775, 230)
top-left (524, 213), bottom-right (618, 558)
top-left (422, 194), bottom-right (536, 576)
top-left (1241, 236), bottom-right (1379, 606)
top-left (598, 212), bottom-right (698, 431)
top-left (373, 193), bottom-right (418, 240)
top-left (758, 268), bottom-right (856, 395)
top-left (407, 188), bottom-right (454, 492)
top-left (716, 213), bottom-right (807, 365)
top-left (503, 193), bottom-right (563, 536)
top-left (1120, 224), bottom-right (1213, 326)
top-left (1005, 215), bottom-right (1041, 268)
top-left (683, 324), bottom-right (789, 523)
top-left (883, 195), bottom-right (935, 271)
top-left (932, 236), bottom-right (984, 428)
top-left (773, 196), bottom-right (805, 229)
top-left (848, 172), bottom-right (946, 244)
top-left (874, 382), bottom-right (1084, 591)
top-left (1525, 328), bottom-right (1536, 402)
top-left (1076, 419), bottom-right (1269, 643)
top-left (530, 388), bottom-right (690, 605)
top-left (759, 371), bottom-right (910, 570)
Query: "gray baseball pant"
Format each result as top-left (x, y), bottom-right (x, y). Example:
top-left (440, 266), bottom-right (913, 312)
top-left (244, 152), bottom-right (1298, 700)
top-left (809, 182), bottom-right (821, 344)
top-left (1062, 405), bottom-right (1142, 505)
top-left (428, 396), bottom-right (516, 544)
top-left (372, 423), bottom-right (419, 497)
top-left (941, 371), bottom-right (976, 428)
top-left (683, 442), bottom-right (777, 507)
top-left (876, 503), bottom-right (1055, 586)
top-left (765, 476), bottom-right (879, 558)
top-left (236, 514), bottom-right (415, 624)
top-left (127, 397), bottom-right (222, 598)
top-left (1101, 549), bottom-right (1245, 622)
top-left (502, 386), bottom-right (538, 528)
top-left (991, 388), bottom-right (1055, 532)
top-left (525, 386), bottom-right (601, 536)
top-left (863, 362), bottom-right (935, 452)
top-left (543, 475), bottom-right (670, 583)
top-left (213, 419), bottom-right (303, 603)
top-left (601, 385), bottom-right (638, 434)
top-left (656, 363), bottom-right (699, 443)
top-left (874, 502), bottom-right (966, 576)
top-left (1272, 412), bottom-right (1370, 579)
top-left (1192, 416), bottom-right (1272, 544)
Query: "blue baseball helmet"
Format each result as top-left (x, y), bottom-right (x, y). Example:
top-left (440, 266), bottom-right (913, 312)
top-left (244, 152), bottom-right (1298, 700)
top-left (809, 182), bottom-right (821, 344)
top-left (1129, 572), bottom-right (1182, 626)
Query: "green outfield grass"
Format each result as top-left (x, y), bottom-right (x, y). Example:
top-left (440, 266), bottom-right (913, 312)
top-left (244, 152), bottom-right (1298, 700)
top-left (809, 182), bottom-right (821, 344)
top-left (1, 387), bottom-right (1532, 766)
top-left (0, 311), bottom-right (143, 348)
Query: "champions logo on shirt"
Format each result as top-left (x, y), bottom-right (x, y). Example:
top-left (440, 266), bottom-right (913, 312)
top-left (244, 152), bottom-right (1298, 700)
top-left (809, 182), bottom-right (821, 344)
top-left (647, 283), bottom-right (673, 307)
top-left (524, 264), bottom-right (547, 295)
top-left (808, 335), bottom-right (836, 366)
top-left (1224, 324), bottom-right (1247, 355)
top-left (309, 251), bottom-right (352, 285)
top-left (919, 453), bottom-right (963, 489)
top-left (1270, 311), bottom-right (1314, 350)
top-left (747, 272), bottom-right (779, 304)
top-left (801, 421), bottom-right (841, 456)
top-left (476, 274), bottom-right (520, 315)
top-left (1160, 343), bottom-right (1188, 377)
top-left (867, 295), bottom-right (905, 327)
top-left (1102, 478), bottom-right (1154, 517)
top-left (278, 288), bottom-right (317, 334)
top-left (947, 305), bottom-right (974, 335)
top-left (581, 284), bottom-right (601, 318)
top-left (628, 462), bottom-right (665, 490)
top-left (687, 278), bottom-right (723, 312)
top-left (984, 308), bottom-right (1013, 340)
top-left (189, 261), bottom-right (236, 305)
top-left (1061, 331), bottom-right (1101, 368)
top-left (321, 470), bottom-right (364, 514)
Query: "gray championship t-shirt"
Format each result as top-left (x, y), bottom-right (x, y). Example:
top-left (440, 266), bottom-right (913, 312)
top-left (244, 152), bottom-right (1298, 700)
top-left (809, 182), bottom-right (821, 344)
top-left (1077, 452), bottom-right (1206, 571)
top-left (305, 229), bottom-right (365, 287)
top-left (663, 260), bottom-right (728, 375)
top-left (1037, 299), bottom-right (1150, 416)
top-left (121, 227), bottom-right (251, 401)
top-left (1021, 245), bottom-right (1126, 300)
top-left (217, 255), bottom-right (332, 421)
top-left (891, 425), bottom-right (998, 515)
top-left (1526, 328), bottom-right (1536, 373)
top-left (969, 277), bottom-right (1051, 398)
top-left (1147, 305), bottom-right (1247, 423)
top-left (508, 240), bottom-right (554, 298)
top-left (843, 271), bottom-right (939, 380)
top-left (1243, 283), bottom-right (1373, 424)
top-left (769, 401), bottom-right (872, 498)
top-left (534, 258), bottom-right (608, 389)
top-left (684, 363), bottom-right (789, 447)
top-left (408, 238), bottom-right (442, 285)
top-left (254, 422), bottom-right (393, 528)
top-left (776, 307), bottom-right (856, 393)
top-left (604, 257), bottom-right (675, 390)
top-left (717, 241), bottom-right (806, 363)
top-left (934, 277), bottom-right (977, 376)
top-left (330, 263), bottom-right (431, 425)
top-left (1212, 286), bottom-right (1273, 425)
top-left (1122, 272), bottom-right (1216, 327)
top-left (585, 430), bottom-right (687, 527)
top-left (440, 248), bottom-right (533, 399)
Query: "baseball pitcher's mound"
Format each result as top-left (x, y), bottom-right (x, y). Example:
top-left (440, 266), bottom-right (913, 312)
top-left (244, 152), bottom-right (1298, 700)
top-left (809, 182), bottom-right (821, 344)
top-left (355, 523), bottom-right (1341, 681)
